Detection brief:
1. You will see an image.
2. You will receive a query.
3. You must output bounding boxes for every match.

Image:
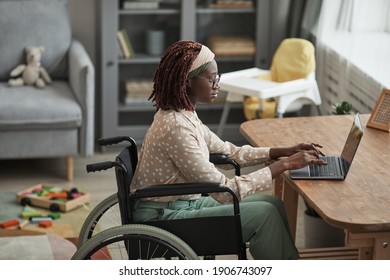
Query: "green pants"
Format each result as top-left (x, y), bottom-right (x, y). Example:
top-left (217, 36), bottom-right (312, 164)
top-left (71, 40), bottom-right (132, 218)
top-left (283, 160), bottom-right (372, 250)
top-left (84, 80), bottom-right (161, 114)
top-left (133, 194), bottom-right (299, 260)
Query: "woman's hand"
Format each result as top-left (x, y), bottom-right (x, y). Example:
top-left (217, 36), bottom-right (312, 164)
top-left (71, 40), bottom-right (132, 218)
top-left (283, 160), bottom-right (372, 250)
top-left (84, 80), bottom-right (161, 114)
top-left (270, 143), bottom-right (325, 158)
top-left (268, 149), bottom-right (327, 179)
top-left (287, 143), bottom-right (325, 157)
top-left (282, 150), bottom-right (326, 170)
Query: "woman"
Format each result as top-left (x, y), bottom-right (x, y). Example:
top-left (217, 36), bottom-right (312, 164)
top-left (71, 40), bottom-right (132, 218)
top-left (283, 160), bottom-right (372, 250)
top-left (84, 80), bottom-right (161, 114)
top-left (131, 40), bottom-right (326, 259)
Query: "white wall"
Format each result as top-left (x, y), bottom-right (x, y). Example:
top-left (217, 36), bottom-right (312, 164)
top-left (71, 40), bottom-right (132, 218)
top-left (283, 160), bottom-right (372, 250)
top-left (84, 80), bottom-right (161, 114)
top-left (69, 0), bottom-right (97, 66)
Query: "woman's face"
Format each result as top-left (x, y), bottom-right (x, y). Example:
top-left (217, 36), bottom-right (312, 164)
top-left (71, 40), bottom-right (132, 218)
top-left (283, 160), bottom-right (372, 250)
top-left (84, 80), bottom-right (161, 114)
top-left (187, 60), bottom-right (220, 107)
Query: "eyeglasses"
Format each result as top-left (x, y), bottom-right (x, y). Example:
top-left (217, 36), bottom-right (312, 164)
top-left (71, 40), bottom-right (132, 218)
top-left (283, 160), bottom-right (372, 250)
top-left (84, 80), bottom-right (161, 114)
top-left (196, 74), bottom-right (221, 88)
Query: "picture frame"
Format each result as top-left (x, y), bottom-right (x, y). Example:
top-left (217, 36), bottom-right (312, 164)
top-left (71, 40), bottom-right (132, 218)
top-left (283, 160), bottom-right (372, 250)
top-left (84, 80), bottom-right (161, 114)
top-left (367, 89), bottom-right (390, 132)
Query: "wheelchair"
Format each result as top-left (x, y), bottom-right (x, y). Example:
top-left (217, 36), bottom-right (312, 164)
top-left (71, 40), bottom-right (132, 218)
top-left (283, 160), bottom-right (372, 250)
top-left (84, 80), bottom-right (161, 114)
top-left (72, 136), bottom-right (246, 260)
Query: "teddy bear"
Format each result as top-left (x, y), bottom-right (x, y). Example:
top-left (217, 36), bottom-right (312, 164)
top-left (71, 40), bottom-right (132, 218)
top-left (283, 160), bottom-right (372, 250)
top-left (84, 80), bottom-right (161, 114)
top-left (8, 46), bottom-right (52, 88)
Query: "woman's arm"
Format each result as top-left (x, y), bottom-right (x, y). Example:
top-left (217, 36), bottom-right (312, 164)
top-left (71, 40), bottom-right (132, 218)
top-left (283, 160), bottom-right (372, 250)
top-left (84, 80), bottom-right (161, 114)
top-left (203, 124), bottom-right (271, 166)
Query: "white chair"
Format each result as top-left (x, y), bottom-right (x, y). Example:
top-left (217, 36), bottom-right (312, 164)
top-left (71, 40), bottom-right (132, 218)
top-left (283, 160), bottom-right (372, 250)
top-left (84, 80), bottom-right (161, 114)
top-left (217, 38), bottom-right (323, 137)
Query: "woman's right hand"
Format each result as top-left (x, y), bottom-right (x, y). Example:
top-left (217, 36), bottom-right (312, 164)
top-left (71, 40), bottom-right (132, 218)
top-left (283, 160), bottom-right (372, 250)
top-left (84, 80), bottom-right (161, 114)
top-left (283, 150), bottom-right (326, 170)
top-left (268, 150), bottom-right (326, 178)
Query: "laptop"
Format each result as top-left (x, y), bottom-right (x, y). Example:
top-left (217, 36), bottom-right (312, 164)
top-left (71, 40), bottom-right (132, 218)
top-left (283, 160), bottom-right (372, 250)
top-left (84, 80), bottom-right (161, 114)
top-left (290, 113), bottom-right (364, 180)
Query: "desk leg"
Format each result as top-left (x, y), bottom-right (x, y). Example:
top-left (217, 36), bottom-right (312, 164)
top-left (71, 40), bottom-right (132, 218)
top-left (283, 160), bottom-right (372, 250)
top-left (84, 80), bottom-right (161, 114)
top-left (316, 105), bottom-right (324, 116)
top-left (346, 230), bottom-right (390, 260)
top-left (273, 176), bottom-right (298, 242)
top-left (217, 101), bottom-right (231, 137)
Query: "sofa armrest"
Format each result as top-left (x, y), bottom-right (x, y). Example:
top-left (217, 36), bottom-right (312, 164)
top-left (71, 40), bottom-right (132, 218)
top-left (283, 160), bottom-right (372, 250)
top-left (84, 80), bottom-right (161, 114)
top-left (69, 40), bottom-right (95, 156)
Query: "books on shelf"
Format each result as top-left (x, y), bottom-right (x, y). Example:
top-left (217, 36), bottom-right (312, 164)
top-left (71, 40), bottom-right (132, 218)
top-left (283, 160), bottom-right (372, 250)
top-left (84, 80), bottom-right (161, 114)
top-left (208, 36), bottom-right (255, 56)
top-left (116, 29), bottom-right (135, 58)
top-left (123, 0), bottom-right (160, 9)
top-left (121, 28), bottom-right (135, 56)
top-left (124, 80), bottom-right (154, 104)
top-left (117, 30), bottom-right (130, 58)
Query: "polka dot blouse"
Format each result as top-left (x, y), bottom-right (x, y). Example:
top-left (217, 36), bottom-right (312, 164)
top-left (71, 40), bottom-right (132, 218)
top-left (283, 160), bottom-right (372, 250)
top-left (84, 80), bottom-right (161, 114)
top-left (130, 109), bottom-right (273, 204)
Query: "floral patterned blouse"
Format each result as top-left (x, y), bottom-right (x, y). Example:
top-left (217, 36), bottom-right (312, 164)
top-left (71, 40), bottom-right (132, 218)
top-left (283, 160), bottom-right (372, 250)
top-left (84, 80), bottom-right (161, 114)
top-left (130, 109), bottom-right (273, 204)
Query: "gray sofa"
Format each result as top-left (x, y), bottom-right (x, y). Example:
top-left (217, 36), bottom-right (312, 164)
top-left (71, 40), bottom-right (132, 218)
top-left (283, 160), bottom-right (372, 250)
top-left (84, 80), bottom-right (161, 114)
top-left (0, 0), bottom-right (95, 180)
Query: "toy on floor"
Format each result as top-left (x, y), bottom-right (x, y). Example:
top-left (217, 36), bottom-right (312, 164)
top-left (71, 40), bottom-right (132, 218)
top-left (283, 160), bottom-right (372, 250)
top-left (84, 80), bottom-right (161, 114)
top-left (16, 184), bottom-right (90, 212)
top-left (0, 219), bottom-right (20, 229)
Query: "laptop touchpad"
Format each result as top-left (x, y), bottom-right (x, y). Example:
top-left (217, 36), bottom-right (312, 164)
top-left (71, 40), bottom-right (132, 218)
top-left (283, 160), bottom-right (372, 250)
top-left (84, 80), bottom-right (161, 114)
top-left (291, 167), bottom-right (310, 177)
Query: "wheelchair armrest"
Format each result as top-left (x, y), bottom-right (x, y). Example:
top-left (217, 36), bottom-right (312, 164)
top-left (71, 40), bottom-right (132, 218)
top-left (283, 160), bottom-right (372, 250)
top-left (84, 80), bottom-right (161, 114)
top-left (98, 136), bottom-right (136, 147)
top-left (130, 182), bottom-right (240, 214)
top-left (209, 153), bottom-right (241, 176)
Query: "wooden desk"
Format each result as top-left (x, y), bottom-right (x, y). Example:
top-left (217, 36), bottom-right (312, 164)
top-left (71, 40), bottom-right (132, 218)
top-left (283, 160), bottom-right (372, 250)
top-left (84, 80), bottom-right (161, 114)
top-left (240, 114), bottom-right (390, 259)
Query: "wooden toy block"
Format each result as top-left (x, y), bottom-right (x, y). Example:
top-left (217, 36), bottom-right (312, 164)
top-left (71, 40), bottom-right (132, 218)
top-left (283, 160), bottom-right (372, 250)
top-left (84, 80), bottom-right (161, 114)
top-left (18, 220), bottom-right (29, 229)
top-left (20, 211), bottom-right (43, 219)
top-left (48, 212), bottom-right (61, 220)
top-left (29, 217), bottom-right (53, 223)
top-left (16, 184), bottom-right (90, 212)
top-left (38, 221), bottom-right (53, 228)
top-left (0, 219), bottom-right (20, 229)
top-left (24, 223), bottom-right (76, 238)
top-left (47, 192), bottom-right (68, 199)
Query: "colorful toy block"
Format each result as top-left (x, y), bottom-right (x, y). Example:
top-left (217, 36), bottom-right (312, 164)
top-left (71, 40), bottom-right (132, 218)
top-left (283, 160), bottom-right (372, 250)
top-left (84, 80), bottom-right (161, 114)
top-left (0, 219), bottom-right (20, 229)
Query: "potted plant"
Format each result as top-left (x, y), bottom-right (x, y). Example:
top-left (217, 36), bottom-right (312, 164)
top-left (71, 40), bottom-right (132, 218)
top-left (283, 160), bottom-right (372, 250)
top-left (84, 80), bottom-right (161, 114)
top-left (332, 101), bottom-right (353, 115)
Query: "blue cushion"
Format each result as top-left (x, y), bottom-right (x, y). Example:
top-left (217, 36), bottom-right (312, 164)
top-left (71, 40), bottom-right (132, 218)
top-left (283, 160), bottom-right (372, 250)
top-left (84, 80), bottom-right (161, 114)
top-left (0, 81), bottom-right (82, 129)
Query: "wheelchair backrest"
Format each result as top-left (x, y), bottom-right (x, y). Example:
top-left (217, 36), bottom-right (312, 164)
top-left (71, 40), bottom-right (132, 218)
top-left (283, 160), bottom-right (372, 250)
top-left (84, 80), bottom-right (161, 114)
top-left (114, 139), bottom-right (138, 224)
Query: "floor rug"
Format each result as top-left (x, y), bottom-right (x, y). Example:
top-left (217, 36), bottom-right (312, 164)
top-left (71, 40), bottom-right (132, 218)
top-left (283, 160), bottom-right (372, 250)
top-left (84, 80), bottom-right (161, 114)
top-left (0, 191), bottom-right (22, 223)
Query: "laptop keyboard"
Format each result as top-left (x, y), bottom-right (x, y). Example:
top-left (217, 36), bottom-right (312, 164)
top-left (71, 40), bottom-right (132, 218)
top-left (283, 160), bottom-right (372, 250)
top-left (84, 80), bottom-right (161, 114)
top-left (309, 156), bottom-right (342, 177)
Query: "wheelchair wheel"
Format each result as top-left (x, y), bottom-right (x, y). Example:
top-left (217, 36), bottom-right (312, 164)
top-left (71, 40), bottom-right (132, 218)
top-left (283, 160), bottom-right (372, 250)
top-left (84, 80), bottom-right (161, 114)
top-left (78, 193), bottom-right (120, 248)
top-left (72, 224), bottom-right (199, 260)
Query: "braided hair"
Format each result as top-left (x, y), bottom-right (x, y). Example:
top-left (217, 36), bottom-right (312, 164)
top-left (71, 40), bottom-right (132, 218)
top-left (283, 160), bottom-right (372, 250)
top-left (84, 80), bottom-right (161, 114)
top-left (149, 40), bottom-right (202, 111)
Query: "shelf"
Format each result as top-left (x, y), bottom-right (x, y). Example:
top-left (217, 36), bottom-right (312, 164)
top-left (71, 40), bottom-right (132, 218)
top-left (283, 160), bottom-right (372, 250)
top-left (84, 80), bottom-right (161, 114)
top-left (118, 55), bottom-right (161, 64)
top-left (118, 100), bottom-right (242, 112)
top-left (196, 8), bottom-right (255, 14)
top-left (216, 56), bottom-right (255, 62)
top-left (100, 0), bottom-right (264, 143)
top-left (119, 9), bottom-right (179, 15)
top-left (119, 103), bottom-right (154, 112)
top-left (118, 55), bottom-right (255, 64)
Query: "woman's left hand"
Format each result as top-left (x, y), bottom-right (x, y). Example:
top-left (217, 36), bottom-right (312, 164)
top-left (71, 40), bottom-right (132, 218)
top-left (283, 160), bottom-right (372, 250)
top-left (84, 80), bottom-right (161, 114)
top-left (287, 143), bottom-right (325, 157)
top-left (269, 143), bottom-right (325, 159)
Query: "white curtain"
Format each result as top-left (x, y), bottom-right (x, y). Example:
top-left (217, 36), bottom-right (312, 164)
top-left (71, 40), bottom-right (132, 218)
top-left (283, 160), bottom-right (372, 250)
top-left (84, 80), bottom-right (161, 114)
top-left (387, 4), bottom-right (390, 32)
top-left (314, 0), bottom-right (390, 114)
top-left (316, 0), bottom-right (390, 38)
top-left (336, 0), bottom-right (390, 32)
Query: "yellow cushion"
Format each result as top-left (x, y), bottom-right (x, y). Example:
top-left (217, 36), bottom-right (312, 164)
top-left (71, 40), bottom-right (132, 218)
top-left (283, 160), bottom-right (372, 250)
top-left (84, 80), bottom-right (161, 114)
top-left (270, 38), bottom-right (315, 82)
top-left (243, 97), bottom-right (276, 120)
top-left (243, 71), bottom-right (275, 120)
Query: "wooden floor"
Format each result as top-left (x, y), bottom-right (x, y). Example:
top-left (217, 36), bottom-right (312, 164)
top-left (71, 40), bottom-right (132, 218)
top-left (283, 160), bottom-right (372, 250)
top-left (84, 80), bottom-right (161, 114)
top-left (0, 150), bottom-right (307, 250)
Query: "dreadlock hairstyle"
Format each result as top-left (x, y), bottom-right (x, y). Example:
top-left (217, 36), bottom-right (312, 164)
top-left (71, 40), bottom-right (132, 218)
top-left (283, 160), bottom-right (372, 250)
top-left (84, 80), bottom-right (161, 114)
top-left (149, 40), bottom-right (212, 111)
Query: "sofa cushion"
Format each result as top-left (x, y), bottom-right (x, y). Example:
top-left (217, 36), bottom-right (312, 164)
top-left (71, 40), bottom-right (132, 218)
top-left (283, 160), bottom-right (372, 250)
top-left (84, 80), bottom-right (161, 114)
top-left (0, 82), bottom-right (82, 130)
top-left (0, 0), bottom-right (71, 81)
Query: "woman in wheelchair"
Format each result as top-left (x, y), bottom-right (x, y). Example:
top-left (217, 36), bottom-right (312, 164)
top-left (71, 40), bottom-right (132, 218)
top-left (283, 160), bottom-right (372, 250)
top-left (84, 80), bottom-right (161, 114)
top-left (131, 40), bottom-right (326, 260)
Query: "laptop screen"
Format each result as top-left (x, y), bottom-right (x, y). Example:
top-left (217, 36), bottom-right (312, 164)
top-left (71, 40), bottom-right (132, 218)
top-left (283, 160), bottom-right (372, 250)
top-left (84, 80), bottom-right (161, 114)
top-left (340, 113), bottom-right (364, 172)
